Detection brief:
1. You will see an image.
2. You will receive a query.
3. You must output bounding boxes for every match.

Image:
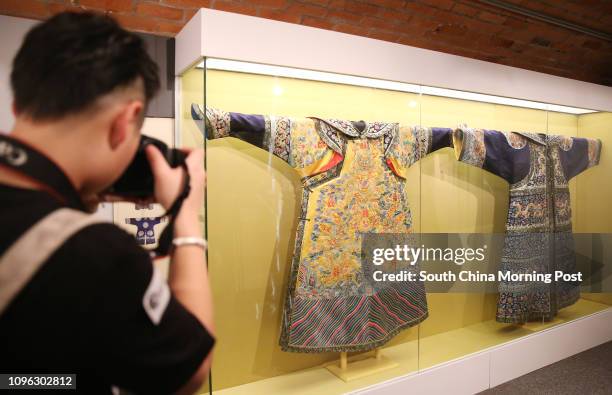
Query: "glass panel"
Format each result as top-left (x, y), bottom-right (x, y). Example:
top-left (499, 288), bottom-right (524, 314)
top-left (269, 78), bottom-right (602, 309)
top-left (176, 58), bottom-right (612, 393)
top-left (418, 96), bottom-right (541, 368)
top-left (178, 60), bottom-right (209, 394)
top-left (417, 98), bottom-right (612, 371)
top-left (201, 64), bottom-right (422, 393)
top-left (574, 111), bottom-right (612, 308)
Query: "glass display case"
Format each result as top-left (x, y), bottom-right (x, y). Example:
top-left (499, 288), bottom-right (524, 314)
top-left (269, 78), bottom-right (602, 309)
top-left (177, 57), bottom-right (612, 394)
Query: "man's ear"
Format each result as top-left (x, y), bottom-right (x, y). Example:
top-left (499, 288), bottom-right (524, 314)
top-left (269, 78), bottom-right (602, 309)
top-left (109, 101), bottom-right (144, 150)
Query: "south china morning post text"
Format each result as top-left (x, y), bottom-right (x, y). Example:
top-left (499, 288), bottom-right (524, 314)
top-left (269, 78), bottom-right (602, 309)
top-left (363, 234), bottom-right (584, 288)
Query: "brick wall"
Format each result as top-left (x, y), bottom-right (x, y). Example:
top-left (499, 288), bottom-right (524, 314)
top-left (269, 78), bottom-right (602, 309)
top-left (0, 0), bottom-right (611, 86)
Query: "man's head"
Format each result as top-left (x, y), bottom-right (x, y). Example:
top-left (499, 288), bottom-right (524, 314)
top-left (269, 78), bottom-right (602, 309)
top-left (10, 11), bottom-right (160, 196)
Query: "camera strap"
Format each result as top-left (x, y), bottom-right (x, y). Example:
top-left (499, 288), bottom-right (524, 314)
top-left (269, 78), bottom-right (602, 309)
top-left (0, 134), bottom-right (86, 210)
top-left (152, 164), bottom-right (191, 258)
top-left (0, 134), bottom-right (193, 259)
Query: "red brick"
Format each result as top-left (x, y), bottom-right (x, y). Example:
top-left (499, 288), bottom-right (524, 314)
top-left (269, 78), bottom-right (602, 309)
top-left (497, 28), bottom-right (534, 44)
top-left (328, 0), bottom-right (346, 8)
top-left (404, 2), bottom-right (437, 17)
top-left (259, 8), bottom-right (302, 23)
top-left (430, 23), bottom-right (468, 37)
top-left (302, 16), bottom-right (334, 29)
top-left (48, 3), bottom-right (85, 15)
top-left (79, 0), bottom-right (134, 13)
top-left (114, 13), bottom-right (158, 32)
top-left (213, 1), bottom-right (258, 16)
top-left (286, 2), bottom-right (327, 18)
top-left (363, 0), bottom-right (405, 9)
top-left (419, 0), bottom-right (453, 10)
top-left (333, 23), bottom-right (363, 35)
top-left (478, 11), bottom-right (506, 25)
top-left (136, 3), bottom-right (184, 20)
top-left (475, 40), bottom-right (515, 59)
top-left (162, 0), bottom-right (212, 7)
top-left (462, 17), bottom-right (504, 36)
top-left (327, 9), bottom-right (360, 23)
top-left (402, 15), bottom-right (440, 33)
top-left (530, 25), bottom-right (571, 43)
top-left (247, 0), bottom-right (288, 8)
top-left (361, 16), bottom-right (398, 30)
top-left (184, 8), bottom-right (199, 21)
top-left (0, 0), bottom-right (48, 19)
top-left (452, 3), bottom-right (479, 17)
top-left (367, 29), bottom-right (401, 42)
top-left (157, 20), bottom-right (185, 34)
top-left (300, 0), bottom-right (331, 5)
top-left (503, 17), bottom-right (528, 30)
top-left (583, 40), bottom-right (603, 50)
top-left (345, 0), bottom-right (379, 15)
top-left (396, 34), bottom-right (427, 47)
top-left (377, 9), bottom-right (412, 23)
top-left (489, 35), bottom-right (514, 49)
top-left (432, 8), bottom-right (468, 26)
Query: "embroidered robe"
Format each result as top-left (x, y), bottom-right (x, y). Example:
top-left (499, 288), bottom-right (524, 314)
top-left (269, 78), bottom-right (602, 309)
top-left (193, 104), bottom-right (452, 352)
top-left (453, 128), bottom-right (601, 323)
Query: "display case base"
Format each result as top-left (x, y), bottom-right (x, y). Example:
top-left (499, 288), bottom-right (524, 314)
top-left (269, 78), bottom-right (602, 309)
top-left (325, 355), bottom-right (399, 382)
top-left (519, 317), bottom-right (564, 332)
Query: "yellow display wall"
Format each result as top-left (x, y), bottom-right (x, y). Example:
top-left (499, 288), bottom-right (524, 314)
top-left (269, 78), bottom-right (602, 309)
top-left (179, 65), bottom-right (612, 394)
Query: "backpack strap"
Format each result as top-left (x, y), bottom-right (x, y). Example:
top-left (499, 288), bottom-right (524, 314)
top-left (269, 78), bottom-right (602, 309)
top-left (0, 208), bottom-right (106, 315)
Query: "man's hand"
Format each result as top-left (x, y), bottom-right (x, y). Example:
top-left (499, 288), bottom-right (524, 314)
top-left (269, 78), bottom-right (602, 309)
top-left (145, 145), bottom-right (206, 214)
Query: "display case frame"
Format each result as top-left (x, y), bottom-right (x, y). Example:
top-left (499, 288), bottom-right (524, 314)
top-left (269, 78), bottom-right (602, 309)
top-left (174, 9), bottom-right (612, 394)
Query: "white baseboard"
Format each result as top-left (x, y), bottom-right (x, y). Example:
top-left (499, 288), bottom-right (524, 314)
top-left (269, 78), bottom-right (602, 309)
top-left (351, 308), bottom-right (612, 395)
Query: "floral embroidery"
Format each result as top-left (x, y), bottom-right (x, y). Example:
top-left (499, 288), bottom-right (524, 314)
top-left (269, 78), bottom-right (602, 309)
top-left (366, 121), bottom-right (396, 138)
top-left (298, 139), bottom-right (412, 298)
top-left (383, 125), bottom-right (434, 177)
top-left (458, 128), bottom-right (485, 167)
top-left (322, 118), bottom-right (361, 137)
top-left (204, 107), bottom-right (230, 138)
top-left (288, 118), bottom-right (328, 169)
top-left (588, 138), bottom-right (601, 167)
top-left (269, 116), bottom-right (291, 162)
top-left (283, 138), bottom-right (428, 352)
top-left (557, 135), bottom-right (573, 151)
top-left (312, 119), bottom-right (344, 154)
top-left (504, 132), bottom-right (527, 149)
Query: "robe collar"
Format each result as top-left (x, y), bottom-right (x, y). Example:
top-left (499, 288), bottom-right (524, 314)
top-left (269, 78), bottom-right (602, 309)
top-left (314, 118), bottom-right (397, 139)
top-left (514, 132), bottom-right (547, 146)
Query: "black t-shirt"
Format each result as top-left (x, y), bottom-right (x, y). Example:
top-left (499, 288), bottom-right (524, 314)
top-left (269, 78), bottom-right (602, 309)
top-left (0, 184), bottom-right (214, 394)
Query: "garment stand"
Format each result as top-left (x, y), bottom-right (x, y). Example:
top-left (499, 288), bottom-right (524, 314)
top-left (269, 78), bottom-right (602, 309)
top-left (325, 349), bottom-right (398, 382)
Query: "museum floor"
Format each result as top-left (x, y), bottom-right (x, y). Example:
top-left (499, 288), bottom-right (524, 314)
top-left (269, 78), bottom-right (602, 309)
top-left (481, 340), bottom-right (612, 394)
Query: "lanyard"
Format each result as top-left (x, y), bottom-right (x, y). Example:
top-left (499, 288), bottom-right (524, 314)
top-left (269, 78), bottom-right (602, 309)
top-left (0, 134), bottom-right (85, 210)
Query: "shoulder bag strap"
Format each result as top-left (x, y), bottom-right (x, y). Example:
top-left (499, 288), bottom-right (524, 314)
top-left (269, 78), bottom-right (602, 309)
top-left (0, 208), bottom-right (105, 315)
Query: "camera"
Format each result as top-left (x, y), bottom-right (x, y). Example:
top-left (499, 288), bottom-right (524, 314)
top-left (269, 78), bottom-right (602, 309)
top-left (106, 135), bottom-right (187, 199)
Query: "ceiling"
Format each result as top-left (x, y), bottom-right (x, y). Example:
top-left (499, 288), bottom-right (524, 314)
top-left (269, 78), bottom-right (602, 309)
top-left (1, 0), bottom-right (611, 86)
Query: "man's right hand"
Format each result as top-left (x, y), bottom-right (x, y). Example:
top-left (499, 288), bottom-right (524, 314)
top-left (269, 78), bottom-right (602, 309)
top-left (146, 145), bottom-right (205, 236)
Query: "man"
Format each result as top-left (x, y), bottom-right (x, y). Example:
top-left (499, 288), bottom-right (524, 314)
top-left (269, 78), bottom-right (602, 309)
top-left (0, 12), bottom-right (214, 394)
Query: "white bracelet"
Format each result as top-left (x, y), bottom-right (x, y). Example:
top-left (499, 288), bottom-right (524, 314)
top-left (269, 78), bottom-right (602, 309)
top-left (172, 237), bottom-right (208, 250)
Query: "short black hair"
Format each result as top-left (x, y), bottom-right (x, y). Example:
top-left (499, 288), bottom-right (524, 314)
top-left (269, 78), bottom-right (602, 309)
top-left (11, 12), bottom-right (160, 120)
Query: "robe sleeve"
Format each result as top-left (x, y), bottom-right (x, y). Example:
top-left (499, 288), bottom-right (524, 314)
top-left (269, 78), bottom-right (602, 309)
top-left (452, 128), bottom-right (531, 184)
top-left (558, 137), bottom-right (602, 180)
top-left (385, 126), bottom-right (452, 178)
top-left (412, 126), bottom-right (454, 164)
top-left (193, 105), bottom-right (335, 177)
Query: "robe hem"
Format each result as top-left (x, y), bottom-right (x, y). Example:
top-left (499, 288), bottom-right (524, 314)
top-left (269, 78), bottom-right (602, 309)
top-left (279, 311), bottom-right (429, 353)
top-left (495, 292), bottom-right (580, 324)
